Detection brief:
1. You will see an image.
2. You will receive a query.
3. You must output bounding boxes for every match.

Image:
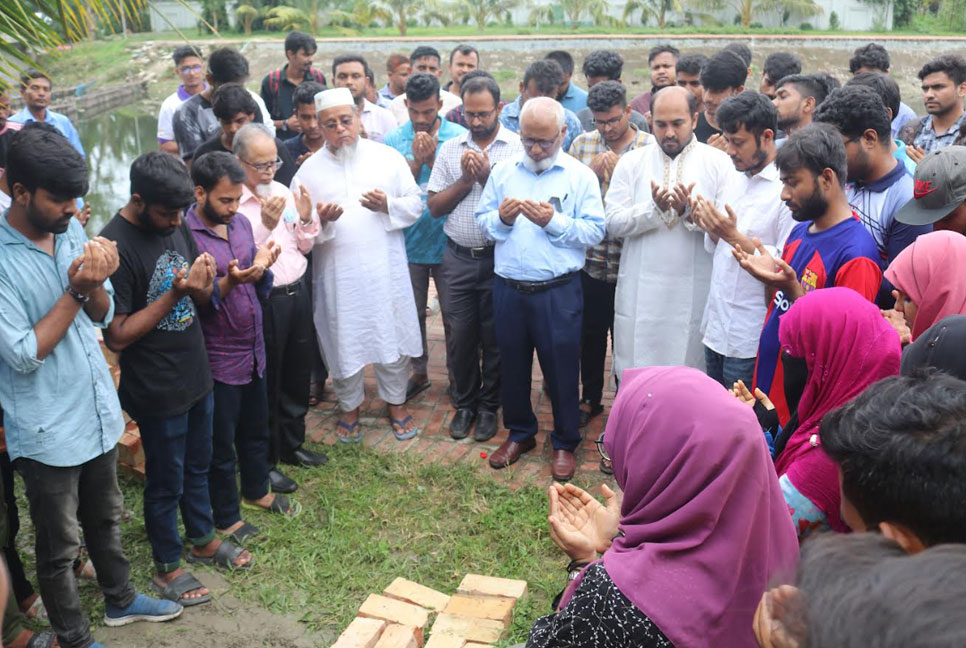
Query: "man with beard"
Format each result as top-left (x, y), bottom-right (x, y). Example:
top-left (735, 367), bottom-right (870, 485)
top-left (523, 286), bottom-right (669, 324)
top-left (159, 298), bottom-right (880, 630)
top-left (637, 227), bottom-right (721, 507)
top-left (772, 73), bottom-right (837, 138)
top-left (282, 81), bottom-right (326, 167)
top-left (606, 85), bottom-right (731, 375)
top-left (629, 45), bottom-right (678, 116)
top-left (698, 50), bottom-right (746, 150)
top-left (476, 97), bottom-right (605, 481)
top-left (427, 75), bottom-right (522, 442)
top-left (232, 124), bottom-right (326, 495)
top-left (101, 152), bottom-right (255, 607)
top-left (691, 91), bottom-right (793, 389)
top-left (0, 127), bottom-right (184, 648)
top-left (733, 124), bottom-right (881, 425)
top-left (384, 74), bottom-right (466, 401)
top-left (293, 88), bottom-right (424, 443)
top-left (901, 55), bottom-right (966, 162)
top-left (331, 54), bottom-right (397, 144)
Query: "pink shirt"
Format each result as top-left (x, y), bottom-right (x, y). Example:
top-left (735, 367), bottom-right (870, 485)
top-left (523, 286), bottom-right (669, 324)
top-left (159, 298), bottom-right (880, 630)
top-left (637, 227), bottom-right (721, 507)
top-left (237, 180), bottom-right (320, 286)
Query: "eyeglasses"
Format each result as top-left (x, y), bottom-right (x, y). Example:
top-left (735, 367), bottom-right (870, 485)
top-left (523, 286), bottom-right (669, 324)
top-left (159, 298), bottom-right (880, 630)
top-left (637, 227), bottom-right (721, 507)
top-left (593, 115), bottom-right (625, 127)
top-left (596, 432), bottom-right (610, 462)
top-left (178, 64), bottom-right (203, 74)
top-left (464, 109), bottom-right (496, 121)
top-left (241, 157), bottom-right (283, 173)
top-left (322, 116), bottom-right (355, 131)
top-left (521, 136), bottom-right (559, 150)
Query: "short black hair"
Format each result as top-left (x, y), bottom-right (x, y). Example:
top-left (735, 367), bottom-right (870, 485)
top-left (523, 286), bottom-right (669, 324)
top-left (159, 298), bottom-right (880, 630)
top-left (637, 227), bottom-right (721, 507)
top-left (523, 59), bottom-right (564, 96)
top-left (449, 44), bottom-right (478, 64)
top-left (211, 83), bottom-right (258, 121)
top-left (190, 151), bottom-right (245, 192)
top-left (676, 53), bottom-right (707, 76)
top-left (918, 54), bottom-right (966, 86)
top-left (814, 85), bottom-right (891, 144)
top-left (582, 50), bottom-right (623, 80)
top-left (763, 51), bottom-right (801, 83)
top-left (776, 73), bottom-right (836, 107)
top-left (206, 47), bottom-right (249, 85)
top-left (130, 151), bottom-right (194, 209)
top-left (284, 31), bottom-right (317, 56)
top-left (293, 81), bottom-right (325, 108)
top-left (847, 72), bottom-right (901, 120)
top-left (652, 85), bottom-right (697, 115)
top-left (586, 80), bottom-right (627, 113)
top-left (172, 45), bottom-right (203, 66)
top-left (460, 73), bottom-right (500, 104)
top-left (19, 69), bottom-right (51, 91)
top-left (545, 50), bottom-right (574, 77)
top-left (723, 42), bottom-right (752, 68)
top-left (6, 126), bottom-right (88, 198)
top-left (405, 73), bottom-right (440, 103)
top-left (648, 44), bottom-right (679, 64)
top-left (716, 90), bottom-right (777, 141)
top-left (332, 54), bottom-right (371, 78)
top-left (821, 372), bottom-right (966, 546)
top-left (849, 42), bottom-right (890, 73)
top-left (700, 51), bottom-right (747, 92)
top-left (410, 46), bottom-right (441, 66)
top-left (775, 122), bottom-right (848, 187)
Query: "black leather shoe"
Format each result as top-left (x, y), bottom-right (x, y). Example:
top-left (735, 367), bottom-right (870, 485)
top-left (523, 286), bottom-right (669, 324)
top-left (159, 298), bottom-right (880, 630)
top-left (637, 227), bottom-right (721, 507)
top-left (473, 410), bottom-right (498, 442)
top-left (280, 447), bottom-right (329, 468)
top-left (269, 468), bottom-right (297, 494)
top-left (449, 408), bottom-right (477, 439)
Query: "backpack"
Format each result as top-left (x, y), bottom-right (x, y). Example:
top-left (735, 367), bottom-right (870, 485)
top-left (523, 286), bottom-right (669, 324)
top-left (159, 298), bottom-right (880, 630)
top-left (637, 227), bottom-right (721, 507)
top-left (267, 68), bottom-right (327, 96)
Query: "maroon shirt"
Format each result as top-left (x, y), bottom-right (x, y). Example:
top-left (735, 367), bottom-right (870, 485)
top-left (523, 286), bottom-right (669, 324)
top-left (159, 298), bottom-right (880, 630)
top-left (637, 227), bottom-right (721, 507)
top-left (186, 204), bottom-right (272, 385)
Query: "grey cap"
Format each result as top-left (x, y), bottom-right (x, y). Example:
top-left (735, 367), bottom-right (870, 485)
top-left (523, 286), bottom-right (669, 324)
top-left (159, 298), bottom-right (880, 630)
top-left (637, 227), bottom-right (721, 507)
top-left (896, 146), bottom-right (966, 226)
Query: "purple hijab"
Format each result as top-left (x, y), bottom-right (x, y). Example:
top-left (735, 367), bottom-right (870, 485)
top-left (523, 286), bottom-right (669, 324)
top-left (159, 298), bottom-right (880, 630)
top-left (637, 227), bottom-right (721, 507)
top-left (573, 367), bottom-right (799, 648)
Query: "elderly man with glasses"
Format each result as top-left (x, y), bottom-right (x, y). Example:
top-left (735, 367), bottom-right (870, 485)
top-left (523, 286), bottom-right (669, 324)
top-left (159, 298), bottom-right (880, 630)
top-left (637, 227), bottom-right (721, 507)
top-left (232, 123), bottom-right (327, 495)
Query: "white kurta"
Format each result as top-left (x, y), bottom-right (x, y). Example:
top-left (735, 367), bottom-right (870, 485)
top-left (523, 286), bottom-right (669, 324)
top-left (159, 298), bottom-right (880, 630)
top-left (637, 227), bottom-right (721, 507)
top-left (291, 138), bottom-right (424, 380)
top-left (605, 139), bottom-right (732, 376)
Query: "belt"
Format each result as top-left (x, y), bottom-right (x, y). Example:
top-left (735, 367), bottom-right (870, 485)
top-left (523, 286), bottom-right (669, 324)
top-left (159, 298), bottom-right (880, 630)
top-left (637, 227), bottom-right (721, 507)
top-left (503, 271), bottom-right (577, 294)
top-left (270, 276), bottom-right (303, 297)
top-left (447, 238), bottom-right (494, 259)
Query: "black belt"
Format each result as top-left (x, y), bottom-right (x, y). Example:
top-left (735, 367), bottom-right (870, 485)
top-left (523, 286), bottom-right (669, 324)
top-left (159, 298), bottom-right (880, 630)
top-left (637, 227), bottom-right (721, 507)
top-left (270, 276), bottom-right (303, 297)
top-left (447, 238), bottom-right (494, 259)
top-left (503, 271), bottom-right (577, 294)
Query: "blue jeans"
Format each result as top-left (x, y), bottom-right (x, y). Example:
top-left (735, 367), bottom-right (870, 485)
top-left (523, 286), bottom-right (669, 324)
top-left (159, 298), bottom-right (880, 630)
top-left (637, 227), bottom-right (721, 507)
top-left (137, 390), bottom-right (216, 573)
top-left (704, 346), bottom-right (756, 389)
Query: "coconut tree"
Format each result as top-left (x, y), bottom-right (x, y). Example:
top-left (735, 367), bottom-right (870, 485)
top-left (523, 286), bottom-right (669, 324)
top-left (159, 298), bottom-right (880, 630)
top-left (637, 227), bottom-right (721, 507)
top-left (689, 0), bottom-right (822, 27)
top-left (457, 0), bottom-right (520, 30)
top-left (621, 0), bottom-right (681, 27)
top-left (234, 3), bottom-right (258, 34)
top-left (263, 5), bottom-right (310, 30)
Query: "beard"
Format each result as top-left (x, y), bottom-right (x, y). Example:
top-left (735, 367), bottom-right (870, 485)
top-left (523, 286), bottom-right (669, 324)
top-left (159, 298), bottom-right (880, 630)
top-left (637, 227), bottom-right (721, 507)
top-left (523, 150), bottom-right (558, 173)
top-left (333, 138), bottom-right (359, 164)
top-left (735, 146), bottom-right (768, 175)
top-left (659, 132), bottom-right (692, 159)
top-left (788, 180), bottom-right (829, 222)
top-left (26, 197), bottom-right (72, 234)
top-left (470, 119), bottom-right (499, 140)
top-left (201, 198), bottom-right (231, 225)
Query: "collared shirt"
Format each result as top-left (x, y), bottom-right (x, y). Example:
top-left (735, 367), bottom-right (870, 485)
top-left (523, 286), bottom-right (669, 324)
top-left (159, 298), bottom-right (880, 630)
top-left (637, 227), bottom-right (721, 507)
top-left (0, 213), bottom-right (122, 466)
top-left (891, 101), bottom-right (917, 139)
top-left (9, 107), bottom-right (85, 157)
top-left (702, 162), bottom-right (795, 359)
top-left (158, 84), bottom-right (205, 143)
top-left (559, 83), bottom-right (588, 115)
top-left (237, 180), bottom-right (319, 286)
top-left (428, 125), bottom-right (523, 249)
top-left (568, 126), bottom-right (651, 283)
top-left (476, 152), bottom-right (606, 281)
top-left (912, 111), bottom-right (966, 154)
top-left (260, 65), bottom-right (327, 140)
top-left (383, 118), bottom-right (467, 264)
top-left (378, 83), bottom-right (398, 104)
top-left (360, 99), bottom-right (397, 144)
top-left (499, 97), bottom-right (584, 152)
top-left (846, 161), bottom-right (923, 266)
top-left (389, 89), bottom-right (463, 126)
top-left (186, 205), bottom-right (272, 385)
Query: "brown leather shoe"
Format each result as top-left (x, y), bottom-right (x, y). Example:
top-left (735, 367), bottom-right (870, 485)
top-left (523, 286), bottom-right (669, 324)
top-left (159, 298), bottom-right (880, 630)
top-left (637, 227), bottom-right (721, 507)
top-left (488, 438), bottom-right (536, 469)
top-left (551, 449), bottom-right (576, 482)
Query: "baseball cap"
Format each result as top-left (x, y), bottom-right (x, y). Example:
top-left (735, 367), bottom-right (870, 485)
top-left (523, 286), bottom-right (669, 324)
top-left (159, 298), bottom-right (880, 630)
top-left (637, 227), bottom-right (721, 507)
top-left (895, 146), bottom-right (966, 226)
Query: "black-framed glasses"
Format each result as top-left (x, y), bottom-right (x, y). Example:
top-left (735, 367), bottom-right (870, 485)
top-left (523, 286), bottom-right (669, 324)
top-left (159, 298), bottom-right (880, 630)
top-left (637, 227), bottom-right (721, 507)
top-left (521, 136), bottom-right (559, 150)
top-left (592, 115), bottom-right (624, 127)
top-left (464, 109), bottom-right (496, 121)
top-left (596, 432), bottom-right (610, 462)
top-left (241, 157), bottom-right (283, 173)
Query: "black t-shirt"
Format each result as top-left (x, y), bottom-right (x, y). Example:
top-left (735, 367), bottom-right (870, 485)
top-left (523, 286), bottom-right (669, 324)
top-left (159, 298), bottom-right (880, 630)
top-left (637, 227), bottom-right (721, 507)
top-left (695, 112), bottom-right (720, 144)
top-left (0, 128), bottom-right (15, 168)
top-left (99, 214), bottom-right (213, 419)
top-left (283, 135), bottom-right (310, 166)
top-left (193, 133), bottom-right (297, 187)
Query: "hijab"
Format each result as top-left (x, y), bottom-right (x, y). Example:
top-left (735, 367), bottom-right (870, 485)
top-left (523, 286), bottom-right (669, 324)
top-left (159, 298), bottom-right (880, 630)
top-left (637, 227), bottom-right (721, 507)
top-left (565, 366), bottom-right (799, 648)
top-left (901, 314), bottom-right (966, 379)
top-left (884, 230), bottom-right (966, 341)
top-left (775, 288), bottom-right (901, 532)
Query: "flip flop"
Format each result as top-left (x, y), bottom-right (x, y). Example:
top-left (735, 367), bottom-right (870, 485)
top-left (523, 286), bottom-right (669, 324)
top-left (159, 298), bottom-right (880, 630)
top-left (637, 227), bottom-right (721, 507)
top-left (242, 493), bottom-right (302, 517)
top-left (149, 571), bottom-right (211, 607)
top-left (185, 540), bottom-right (252, 571)
top-left (336, 419), bottom-right (362, 443)
top-left (224, 520), bottom-right (263, 546)
top-left (390, 415), bottom-right (420, 441)
top-left (25, 630), bottom-right (57, 647)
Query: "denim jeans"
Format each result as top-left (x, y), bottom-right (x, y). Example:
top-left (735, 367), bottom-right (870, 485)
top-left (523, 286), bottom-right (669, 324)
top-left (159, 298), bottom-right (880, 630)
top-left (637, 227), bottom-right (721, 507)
top-left (137, 390), bottom-right (216, 573)
top-left (15, 448), bottom-right (136, 648)
top-left (704, 346), bottom-right (757, 389)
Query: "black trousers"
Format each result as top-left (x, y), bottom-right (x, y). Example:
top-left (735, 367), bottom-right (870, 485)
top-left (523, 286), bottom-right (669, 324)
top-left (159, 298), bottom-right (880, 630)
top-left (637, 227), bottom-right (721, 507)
top-left (263, 277), bottom-right (313, 464)
top-left (580, 271), bottom-right (617, 407)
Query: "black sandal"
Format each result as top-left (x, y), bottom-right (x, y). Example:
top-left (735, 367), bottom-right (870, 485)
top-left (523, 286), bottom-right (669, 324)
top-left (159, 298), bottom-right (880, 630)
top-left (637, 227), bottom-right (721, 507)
top-left (150, 571), bottom-right (212, 607)
top-left (225, 520), bottom-right (263, 546)
top-left (26, 631), bottom-right (57, 648)
top-left (185, 540), bottom-right (252, 571)
top-left (579, 401), bottom-right (604, 428)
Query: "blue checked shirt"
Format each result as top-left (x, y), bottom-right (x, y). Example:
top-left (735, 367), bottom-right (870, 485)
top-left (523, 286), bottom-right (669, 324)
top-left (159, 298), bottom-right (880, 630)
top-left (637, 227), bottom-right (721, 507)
top-left (912, 111), bottom-right (966, 154)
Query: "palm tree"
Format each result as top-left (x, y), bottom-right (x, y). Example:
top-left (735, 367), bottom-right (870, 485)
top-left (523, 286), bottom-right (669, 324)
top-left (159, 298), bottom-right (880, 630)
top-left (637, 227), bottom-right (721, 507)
top-left (379, 0), bottom-right (419, 34)
top-left (235, 3), bottom-right (258, 34)
top-left (529, 0), bottom-right (612, 26)
top-left (621, 0), bottom-right (680, 27)
top-left (689, 0), bottom-right (821, 27)
top-left (263, 5), bottom-right (310, 30)
top-left (326, 0), bottom-right (392, 29)
top-left (457, 0), bottom-right (520, 30)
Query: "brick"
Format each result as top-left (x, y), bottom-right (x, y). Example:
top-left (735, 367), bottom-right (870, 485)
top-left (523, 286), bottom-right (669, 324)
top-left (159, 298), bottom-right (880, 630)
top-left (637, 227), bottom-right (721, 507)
top-left (464, 643), bottom-right (494, 648)
top-left (384, 577), bottom-right (451, 612)
top-left (456, 575), bottom-right (527, 601)
top-left (442, 595), bottom-right (514, 626)
top-left (373, 624), bottom-right (421, 648)
top-left (430, 614), bottom-right (505, 644)
top-left (422, 634), bottom-right (465, 648)
top-left (332, 617), bottom-right (387, 648)
top-left (359, 594), bottom-right (430, 629)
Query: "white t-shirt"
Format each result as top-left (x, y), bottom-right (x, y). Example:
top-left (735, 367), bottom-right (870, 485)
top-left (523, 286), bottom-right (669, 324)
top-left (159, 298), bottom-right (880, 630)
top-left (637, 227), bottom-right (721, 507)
top-left (157, 85), bottom-right (194, 143)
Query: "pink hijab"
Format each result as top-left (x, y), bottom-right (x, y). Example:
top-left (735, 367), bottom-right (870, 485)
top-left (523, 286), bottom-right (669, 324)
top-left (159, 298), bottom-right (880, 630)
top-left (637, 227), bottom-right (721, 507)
top-left (565, 367), bottom-right (799, 648)
top-left (885, 230), bottom-right (966, 341)
top-left (775, 288), bottom-right (901, 532)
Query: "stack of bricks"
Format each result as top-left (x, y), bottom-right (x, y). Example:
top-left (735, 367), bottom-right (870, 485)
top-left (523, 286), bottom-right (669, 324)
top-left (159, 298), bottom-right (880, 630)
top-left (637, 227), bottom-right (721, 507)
top-left (98, 336), bottom-right (146, 480)
top-left (330, 575), bottom-right (528, 648)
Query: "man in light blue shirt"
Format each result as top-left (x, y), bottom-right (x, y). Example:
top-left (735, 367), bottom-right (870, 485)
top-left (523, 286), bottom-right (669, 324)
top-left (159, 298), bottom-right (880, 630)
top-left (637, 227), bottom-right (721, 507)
top-left (500, 60), bottom-right (584, 152)
top-left (477, 97), bottom-right (604, 481)
top-left (10, 70), bottom-right (85, 157)
top-left (546, 50), bottom-right (588, 114)
top-left (0, 128), bottom-right (181, 648)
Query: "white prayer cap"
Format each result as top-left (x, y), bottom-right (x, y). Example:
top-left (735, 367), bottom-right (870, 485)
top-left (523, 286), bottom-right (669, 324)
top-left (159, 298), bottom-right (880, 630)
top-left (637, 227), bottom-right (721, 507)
top-left (315, 87), bottom-right (354, 113)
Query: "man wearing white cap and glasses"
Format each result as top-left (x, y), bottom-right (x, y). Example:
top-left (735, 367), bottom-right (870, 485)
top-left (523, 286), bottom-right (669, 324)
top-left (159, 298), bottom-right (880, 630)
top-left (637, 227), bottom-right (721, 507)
top-left (291, 87), bottom-right (424, 442)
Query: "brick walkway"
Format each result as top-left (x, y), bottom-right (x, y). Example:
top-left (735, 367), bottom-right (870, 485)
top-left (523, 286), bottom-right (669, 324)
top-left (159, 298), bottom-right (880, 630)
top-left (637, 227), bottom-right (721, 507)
top-left (305, 286), bottom-right (616, 490)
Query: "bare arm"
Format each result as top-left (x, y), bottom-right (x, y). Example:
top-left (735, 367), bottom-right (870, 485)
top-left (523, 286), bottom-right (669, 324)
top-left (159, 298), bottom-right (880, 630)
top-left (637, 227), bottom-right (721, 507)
top-left (427, 176), bottom-right (474, 218)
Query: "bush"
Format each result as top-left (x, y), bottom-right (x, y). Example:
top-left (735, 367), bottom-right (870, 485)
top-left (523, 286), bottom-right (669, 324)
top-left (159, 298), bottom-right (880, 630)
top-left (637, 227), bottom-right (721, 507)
top-left (828, 11), bottom-right (839, 29)
top-left (799, 21), bottom-right (813, 30)
top-left (750, 21), bottom-right (763, 28)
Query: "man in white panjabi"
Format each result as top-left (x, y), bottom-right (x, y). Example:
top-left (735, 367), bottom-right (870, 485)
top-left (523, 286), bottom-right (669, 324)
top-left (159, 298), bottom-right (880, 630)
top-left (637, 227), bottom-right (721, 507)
top-left (291, 87), bottom-right (424, 442)
top-left (605, 85), bottom-right (732, 375)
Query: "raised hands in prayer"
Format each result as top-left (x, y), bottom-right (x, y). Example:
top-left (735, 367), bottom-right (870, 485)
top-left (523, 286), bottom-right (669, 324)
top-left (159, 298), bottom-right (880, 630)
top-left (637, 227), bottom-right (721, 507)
top-left (296, 150), bottom-right (314, 166)
top-left (259, 194), bottom-right (287, 230)
top-left (589, 151), bottom-right (620, 183)
top-left (906, 144), bottom-right (927, 164)
top-left (411, 131), bottom-right (438, 167)
top-left (227, 240), bottom-right (280, 285)
top-left (76, 204), bottom-right (92, 227)
top-left (706, 132), bottom-right (729, 152)
top-left (293, 184), bottom-right (317, 224)
top-left (733, 237), bottom-right (803, 300)
top-left (68, 236), bottom-right (119, 295)
top-left (519, 199), bottom-right (555, 228)
top-left (547, 482), bottom-right (621, 563)
top-left (173, 252), bottom-right (216, 298)
top-left (460, 149), bottom-right (490, 185)
top-left (651, 180), bottom-right (694, 215)
top-left (692, 196), bottom-right (744, 247)
top-left (753, 586), bottom-right (806, 648)
top-left (316, 201), bottom-right (344, 223)
top-left (881, 307), bottom-right (912, 346)
top-left (360, 189), bottom-right (389, 214)
top-left (498, 197), bottom-right (521, 226)
top-left (731, 379), bottom-right (774, 410)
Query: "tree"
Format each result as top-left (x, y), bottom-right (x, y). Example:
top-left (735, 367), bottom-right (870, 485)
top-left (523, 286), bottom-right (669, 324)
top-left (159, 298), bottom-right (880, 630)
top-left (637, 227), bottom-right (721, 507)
top-left (263, 4), bottom-right (310, 30)
top-left (690, 0), bottom-right (822, 28)
top-left (380, 0), bottom-right (419, 34)
top-left (327, 0), bottom-right (391, 29)
top-left (621, 0), bottom-right (681, 27)
top-left (235, 3), bottom-right (258, 33)
top-left (530, 0), bottom-right (612, 25)
top-left (456, 0), bottom-right (520, 30)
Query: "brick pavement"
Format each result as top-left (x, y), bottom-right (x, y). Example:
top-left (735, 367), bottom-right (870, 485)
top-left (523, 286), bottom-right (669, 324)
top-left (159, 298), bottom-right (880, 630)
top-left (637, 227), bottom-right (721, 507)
top-left (305, 285), bottom-right (617, 490)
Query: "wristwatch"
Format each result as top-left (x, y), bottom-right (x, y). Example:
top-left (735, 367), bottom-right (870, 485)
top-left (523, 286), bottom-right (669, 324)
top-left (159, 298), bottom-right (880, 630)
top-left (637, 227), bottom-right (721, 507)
top-left (566, 560), bottom-right (591, 581)
top-left (65, 286), bottom-right (90, 304)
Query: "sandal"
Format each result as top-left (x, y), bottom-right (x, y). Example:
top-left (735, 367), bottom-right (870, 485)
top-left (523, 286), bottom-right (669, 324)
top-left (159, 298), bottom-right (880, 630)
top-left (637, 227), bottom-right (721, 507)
top-left (405, 377), bottom-right (431, 401)
top-left (150, 571), bottom-right (211, 607)
top-left (25, 630), bottom-right (57, 647)
top-left (185, 540), bottom-right (252, 571)
top-left (390, 415), bottom-right (420, 441)
top-left (336, 419), bottom-right (362, 443)
top-left (308, 381), bottom-right (323, 407)
top-left (242, 493), bottom-right (302, 516)
top-left (20, 593), bottom-right (47, 620)
top-left (224, 520), bottom-right (263, 546)
top-left (599, 458), bottom-right (614, 475)
top-left (578, 401), bottom-right (604, 428)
